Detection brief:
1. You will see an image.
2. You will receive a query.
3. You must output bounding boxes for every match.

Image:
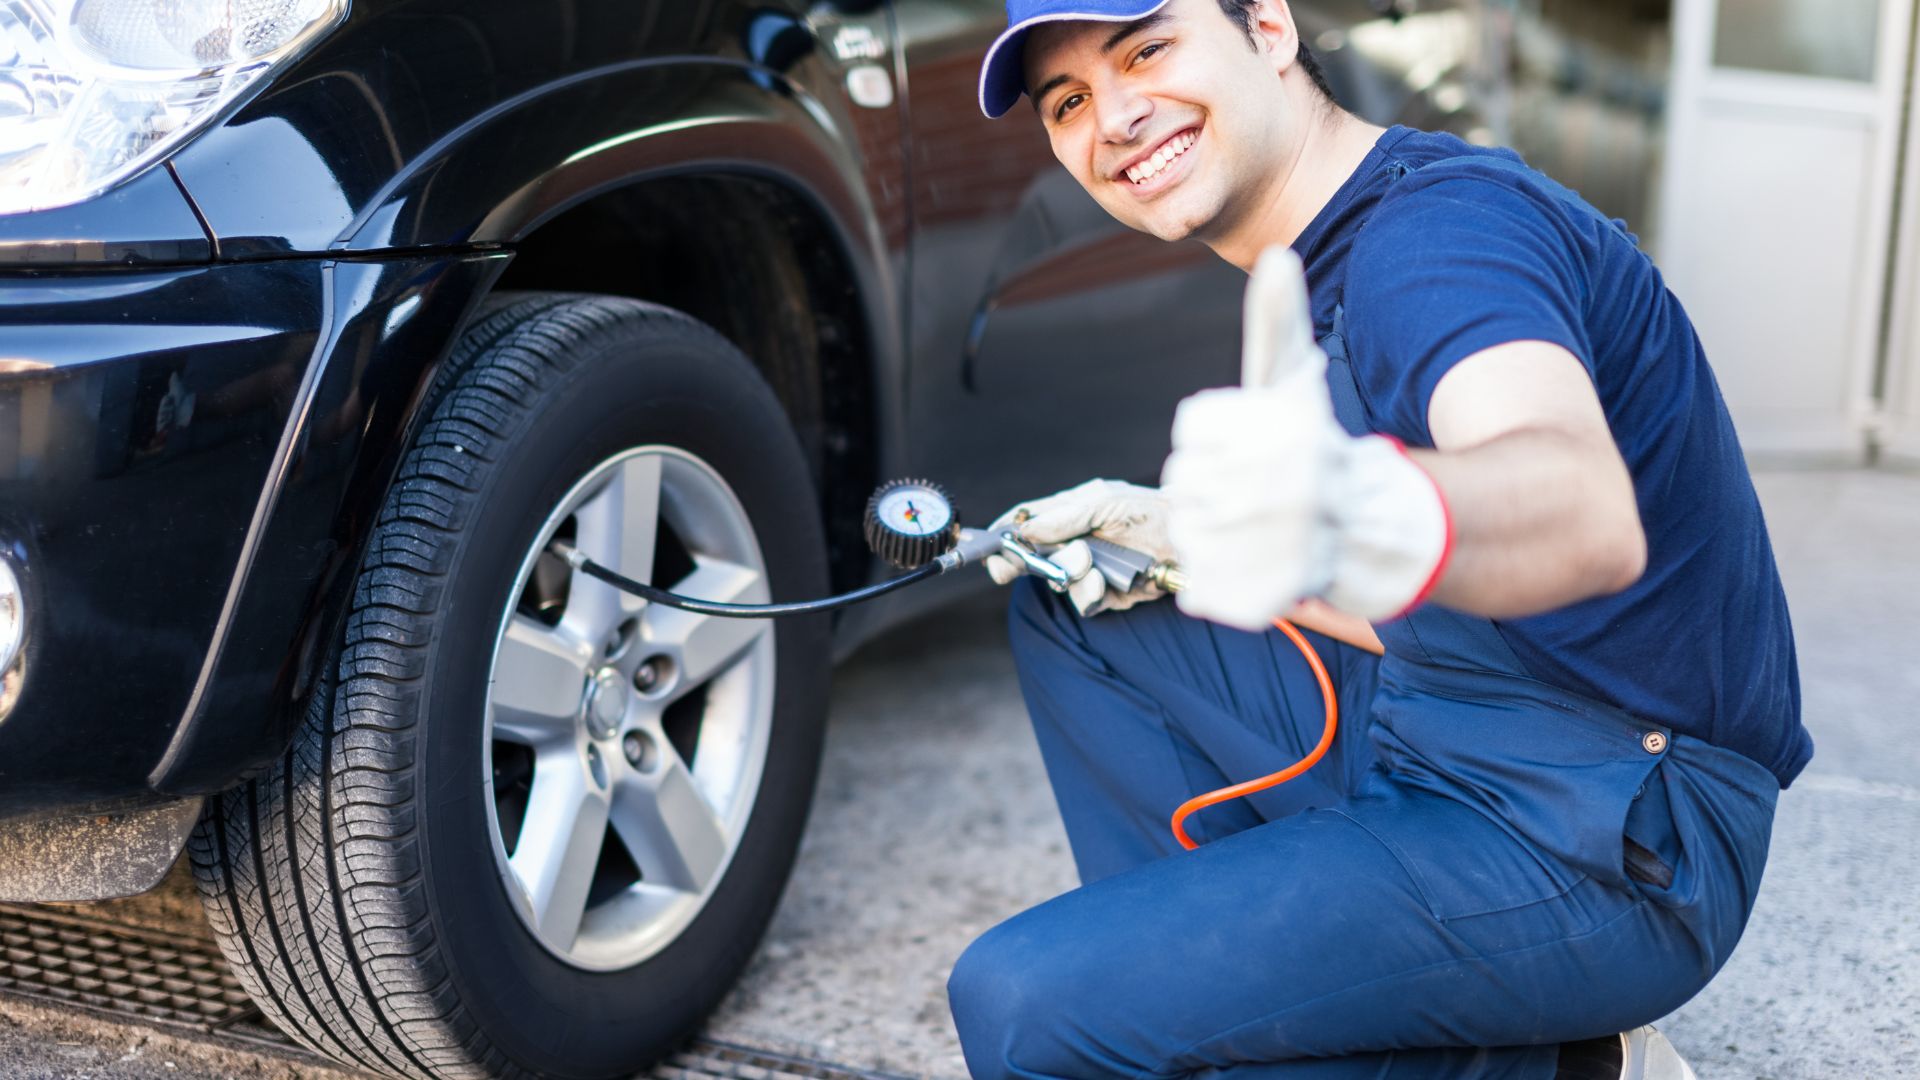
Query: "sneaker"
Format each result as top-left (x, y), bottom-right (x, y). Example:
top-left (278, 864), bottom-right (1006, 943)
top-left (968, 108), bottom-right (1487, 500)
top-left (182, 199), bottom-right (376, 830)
top-left (1626, 1026), bottom-right (1699, 1080)
top-left (1555, 1025), bottom-right (1698, 1080)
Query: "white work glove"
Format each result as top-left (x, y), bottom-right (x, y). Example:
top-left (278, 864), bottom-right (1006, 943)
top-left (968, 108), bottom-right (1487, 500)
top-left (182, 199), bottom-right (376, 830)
top-left (1159, 247), bottom-right (1451, 631)
top-left (983, 479), bottom-right (1174, 617)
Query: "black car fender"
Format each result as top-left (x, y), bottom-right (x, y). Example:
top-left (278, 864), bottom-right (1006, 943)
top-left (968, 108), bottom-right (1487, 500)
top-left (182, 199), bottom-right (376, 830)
top-left (155, 59), bottom-right (901, 795)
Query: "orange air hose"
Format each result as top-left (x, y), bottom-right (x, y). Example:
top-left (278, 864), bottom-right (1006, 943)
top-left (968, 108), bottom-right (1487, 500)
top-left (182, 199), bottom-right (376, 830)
top-left (1169, 617), bottom-right (1342, 851)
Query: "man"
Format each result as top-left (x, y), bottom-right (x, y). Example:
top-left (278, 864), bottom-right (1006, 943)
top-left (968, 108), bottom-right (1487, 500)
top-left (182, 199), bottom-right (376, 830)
top-left (943, 1), bottom-right (1810, 1077)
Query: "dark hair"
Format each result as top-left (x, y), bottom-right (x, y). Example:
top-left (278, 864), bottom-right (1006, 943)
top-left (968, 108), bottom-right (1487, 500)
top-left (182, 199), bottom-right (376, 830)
top-left (1215, 0), bottom-right (1338, 102)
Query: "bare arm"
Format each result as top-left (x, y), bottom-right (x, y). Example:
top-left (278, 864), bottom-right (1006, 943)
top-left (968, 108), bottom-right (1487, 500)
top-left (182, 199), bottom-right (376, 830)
top-left (1409, 340), bottom-right (1646, 618)
top-left (1285, 599), bottom-right (1384, 654)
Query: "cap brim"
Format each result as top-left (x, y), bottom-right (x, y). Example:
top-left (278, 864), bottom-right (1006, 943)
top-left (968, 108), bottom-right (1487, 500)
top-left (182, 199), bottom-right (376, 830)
top-left (977, 0), bottom-right (1172, 119)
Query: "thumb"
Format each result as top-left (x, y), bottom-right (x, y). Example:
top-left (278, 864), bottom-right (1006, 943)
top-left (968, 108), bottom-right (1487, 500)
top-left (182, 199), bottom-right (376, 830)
top-left (1241, 246), bottom-right (1323, 390)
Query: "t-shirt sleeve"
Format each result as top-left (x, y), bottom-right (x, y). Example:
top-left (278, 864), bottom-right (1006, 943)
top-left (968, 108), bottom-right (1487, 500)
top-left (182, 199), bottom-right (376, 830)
top-left (1343, 162), bottom-right (1594, 447)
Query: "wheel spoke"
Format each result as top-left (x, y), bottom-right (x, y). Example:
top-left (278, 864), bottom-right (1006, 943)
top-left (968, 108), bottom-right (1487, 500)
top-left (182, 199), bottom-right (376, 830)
top-left (508, 751), bottom-right (611, 952)
top-left (564, 454), bottom-right (663, 641)
top-left (647, 556), bottom-right (770, 700)
top-left (491, 615), bottom-right (590, 745)
top-left (610, 750), bottom-right (729, 894)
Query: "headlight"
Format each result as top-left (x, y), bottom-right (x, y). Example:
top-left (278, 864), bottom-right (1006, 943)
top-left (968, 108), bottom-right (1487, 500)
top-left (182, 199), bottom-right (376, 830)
top-left (0, 0), bottom-right (347, 215)
top-left (0, 557), bottom-right (21, 721)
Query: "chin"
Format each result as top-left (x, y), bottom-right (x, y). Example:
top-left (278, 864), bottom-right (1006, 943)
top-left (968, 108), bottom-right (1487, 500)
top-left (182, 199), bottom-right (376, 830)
top-left (1148, 214), bottom-right (1203, 242)
top-left (1142, 202), bottom-right (1214, 244)
top-left (1104, 198), bottom-right (1200, 244)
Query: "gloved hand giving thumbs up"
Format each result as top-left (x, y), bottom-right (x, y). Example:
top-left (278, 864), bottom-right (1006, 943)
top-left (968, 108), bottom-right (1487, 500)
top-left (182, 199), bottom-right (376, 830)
top-left (1159, 247), bottom-right (1452, 631)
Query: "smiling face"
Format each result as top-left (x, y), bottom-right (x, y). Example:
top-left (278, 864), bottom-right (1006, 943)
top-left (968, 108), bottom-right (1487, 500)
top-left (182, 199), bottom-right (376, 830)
top-left (1023, 0), bottom-right (1312, 247)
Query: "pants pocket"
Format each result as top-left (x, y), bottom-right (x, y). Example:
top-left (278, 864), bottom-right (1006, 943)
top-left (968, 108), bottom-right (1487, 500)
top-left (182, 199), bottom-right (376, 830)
top-left (1368, 669), bottom-right (1673, 900)
top-left (1614, 736), bottom-right (1782, 978)
top-left (1334, 783), bottom-right (1588, 922)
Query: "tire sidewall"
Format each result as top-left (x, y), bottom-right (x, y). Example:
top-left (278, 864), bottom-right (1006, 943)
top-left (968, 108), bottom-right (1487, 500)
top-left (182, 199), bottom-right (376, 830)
top-left (407, 307), bottom-right (829, 1077)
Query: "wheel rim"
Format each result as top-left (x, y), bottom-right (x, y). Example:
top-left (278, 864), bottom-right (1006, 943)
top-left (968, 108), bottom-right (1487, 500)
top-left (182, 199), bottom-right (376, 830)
top-left (483, 446), bottom-right (776, 972)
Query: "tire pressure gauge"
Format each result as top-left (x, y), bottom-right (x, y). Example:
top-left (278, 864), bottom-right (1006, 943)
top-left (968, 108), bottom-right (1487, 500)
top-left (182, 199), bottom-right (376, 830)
top-left (562, 474), bottom-right (1176, 621)
top-left (863, 478), bottom-right (961, 570)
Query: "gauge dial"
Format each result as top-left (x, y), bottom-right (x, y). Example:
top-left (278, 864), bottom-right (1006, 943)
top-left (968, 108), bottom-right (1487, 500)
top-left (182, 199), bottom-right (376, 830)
top-left (863, 479), bottom-right (961, 569)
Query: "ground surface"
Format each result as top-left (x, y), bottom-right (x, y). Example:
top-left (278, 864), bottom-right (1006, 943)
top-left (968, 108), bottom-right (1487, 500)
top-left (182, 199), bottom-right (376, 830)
top-left (1, 468), bottom-right (1914, 1079)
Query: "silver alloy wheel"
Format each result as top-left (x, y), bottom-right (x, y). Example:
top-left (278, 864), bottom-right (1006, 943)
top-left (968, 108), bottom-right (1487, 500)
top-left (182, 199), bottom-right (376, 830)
top-left (483, 446), bottom-right (776, 972)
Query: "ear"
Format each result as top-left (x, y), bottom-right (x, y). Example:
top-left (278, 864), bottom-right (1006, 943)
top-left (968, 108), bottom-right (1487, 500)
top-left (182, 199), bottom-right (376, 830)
top-left (1248, 0), bottom-right (1304, 78)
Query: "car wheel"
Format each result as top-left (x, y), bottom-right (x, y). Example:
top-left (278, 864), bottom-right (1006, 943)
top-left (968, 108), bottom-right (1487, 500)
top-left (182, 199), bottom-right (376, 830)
top-left (189, 293), bottom-right (831, 1079)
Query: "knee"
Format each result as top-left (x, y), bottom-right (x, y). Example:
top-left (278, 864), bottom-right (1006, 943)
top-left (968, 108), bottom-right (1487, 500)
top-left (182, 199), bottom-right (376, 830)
top-left (947, 924), bottom-right (1028, 1080)
top-left (947, 916), bottom-right (1099, 1080)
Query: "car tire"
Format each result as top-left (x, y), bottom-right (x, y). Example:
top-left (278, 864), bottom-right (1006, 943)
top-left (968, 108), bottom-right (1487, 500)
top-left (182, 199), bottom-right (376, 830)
top-left (189, 293), bottom-right (832, 1079)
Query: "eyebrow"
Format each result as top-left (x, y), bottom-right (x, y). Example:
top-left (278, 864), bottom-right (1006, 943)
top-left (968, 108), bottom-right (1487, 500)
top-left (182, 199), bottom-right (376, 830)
top-left (1102, 11), bottom-right (1171, 54)
top-left (1029, 12), bottom-right (1174, 113)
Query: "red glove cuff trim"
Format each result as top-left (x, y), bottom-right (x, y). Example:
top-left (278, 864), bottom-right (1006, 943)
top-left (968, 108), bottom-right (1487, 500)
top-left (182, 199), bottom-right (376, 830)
top-left (1378, 435), bottom-right (1454, 623)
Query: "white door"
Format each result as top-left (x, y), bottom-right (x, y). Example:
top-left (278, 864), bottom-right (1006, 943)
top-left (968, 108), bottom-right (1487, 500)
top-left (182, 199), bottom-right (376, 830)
top-left (1658, 0), bottom-right (1916, 463)
top-left (1878, 70), bottom-right (1920, 467)
top-left (1886, 253), bottom-right (1920, 464)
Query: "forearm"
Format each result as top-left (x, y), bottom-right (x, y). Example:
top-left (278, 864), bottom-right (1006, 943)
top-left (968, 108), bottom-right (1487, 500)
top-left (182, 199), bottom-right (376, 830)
top-left (1286, 599), bottom-right (1384, 654)
top-left (1409, 426), bottom-right (1645, 619)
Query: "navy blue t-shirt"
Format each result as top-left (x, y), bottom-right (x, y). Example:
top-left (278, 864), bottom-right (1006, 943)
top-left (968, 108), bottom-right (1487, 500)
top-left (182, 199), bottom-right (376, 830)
top-left (1293, 126), bottom-right (1811, 787)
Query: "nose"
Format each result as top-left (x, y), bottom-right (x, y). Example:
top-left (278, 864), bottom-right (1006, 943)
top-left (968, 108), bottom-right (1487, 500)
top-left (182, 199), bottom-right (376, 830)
top-left (1094, 82), bottom-right (1151, 146)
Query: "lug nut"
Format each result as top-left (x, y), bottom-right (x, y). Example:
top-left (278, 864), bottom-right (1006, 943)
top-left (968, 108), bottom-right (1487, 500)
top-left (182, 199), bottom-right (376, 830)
top-left (633, 655), bottom-right (674, 695)
top-left (622, 730), bottom-right (656, 771)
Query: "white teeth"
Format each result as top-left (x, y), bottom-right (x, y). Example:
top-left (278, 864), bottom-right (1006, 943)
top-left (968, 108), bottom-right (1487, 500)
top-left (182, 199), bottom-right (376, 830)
top-left (1125, 130), bottom-right (1198, 185)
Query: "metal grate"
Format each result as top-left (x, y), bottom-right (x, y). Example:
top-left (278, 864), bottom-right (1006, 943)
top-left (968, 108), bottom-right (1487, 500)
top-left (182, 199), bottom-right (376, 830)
top-left (0, 904), bottom-right (254, 1029)
top-left (0, 903), bottom-right (906, 1080)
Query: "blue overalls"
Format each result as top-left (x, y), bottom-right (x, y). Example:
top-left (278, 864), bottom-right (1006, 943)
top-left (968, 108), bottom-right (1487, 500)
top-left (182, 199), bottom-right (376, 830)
top-left (945, 313), bottom-right (1783, 1079)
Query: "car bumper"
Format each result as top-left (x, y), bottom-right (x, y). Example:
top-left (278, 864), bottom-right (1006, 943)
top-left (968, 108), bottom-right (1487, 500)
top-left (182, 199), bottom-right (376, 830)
top-left (0, 249), bottom-right (508, 820)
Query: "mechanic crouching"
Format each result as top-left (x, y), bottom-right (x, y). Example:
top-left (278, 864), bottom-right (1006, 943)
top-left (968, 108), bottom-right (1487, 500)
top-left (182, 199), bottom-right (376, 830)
top-left (944, 1), bottom-right (1809, 1077)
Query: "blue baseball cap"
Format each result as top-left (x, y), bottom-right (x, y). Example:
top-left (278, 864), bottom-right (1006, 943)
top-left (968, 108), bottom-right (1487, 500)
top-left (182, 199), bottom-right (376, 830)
top-left (978, 0), bottom-right (1171, 119)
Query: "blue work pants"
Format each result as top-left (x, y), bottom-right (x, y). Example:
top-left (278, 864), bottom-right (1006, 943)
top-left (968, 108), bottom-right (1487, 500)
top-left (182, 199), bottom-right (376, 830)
top-left (946, 581), bottom-right (1780, 1079)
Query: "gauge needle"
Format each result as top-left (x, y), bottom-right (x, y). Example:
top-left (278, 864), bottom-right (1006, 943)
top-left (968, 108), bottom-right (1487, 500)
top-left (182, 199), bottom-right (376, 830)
top-left (904, 500), bottom-right (927, 532)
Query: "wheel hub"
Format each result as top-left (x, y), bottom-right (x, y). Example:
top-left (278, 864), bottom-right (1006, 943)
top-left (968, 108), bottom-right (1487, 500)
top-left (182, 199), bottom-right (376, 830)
top-left (583, 666), bottom-right (628, 740)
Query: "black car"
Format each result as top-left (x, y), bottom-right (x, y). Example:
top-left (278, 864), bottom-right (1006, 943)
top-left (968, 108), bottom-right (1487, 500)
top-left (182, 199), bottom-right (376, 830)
top-left (0, 1), bottom-right (1456, 1076)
